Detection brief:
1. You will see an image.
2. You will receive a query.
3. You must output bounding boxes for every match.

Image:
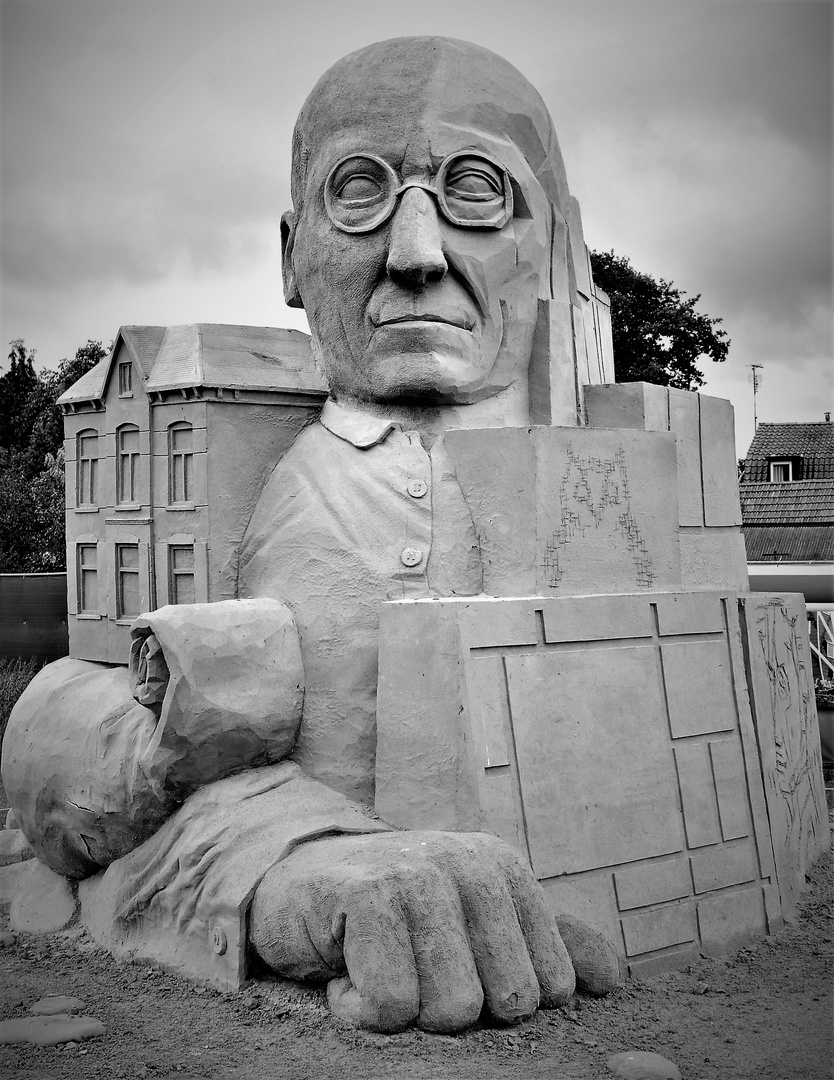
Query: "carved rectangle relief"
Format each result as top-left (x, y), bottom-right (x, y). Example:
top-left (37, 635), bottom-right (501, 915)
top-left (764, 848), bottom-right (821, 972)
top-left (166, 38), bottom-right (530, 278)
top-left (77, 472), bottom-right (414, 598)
top-left (700, 396), bottom-right (743, 527)
top-left (668, 387), bottom-right (704, 527)
top-left (466, 655), bottom-right (511, 768)
top-left (654, 591), bottom-right (724, 636)
top-left (697, 886), bottom-right (766, 953)
top-left (614, 857), bottom-right (692, 911)
top-left (662, 641), bottom-right (737, 738)
top-left (621, 903), bottom-right (697, 957)
top-left (540, 594), bottom-right (653, 642)
top-left (674, 743), bottom-right (722, 849)
top-left (709, 738), bottom-right (750, 841)
top-left (506, 645), bottom-right (683, 878)
top-left (690, 842), bottom-right (758, 893)
top-left (460, 599), bottom-right (539, 650)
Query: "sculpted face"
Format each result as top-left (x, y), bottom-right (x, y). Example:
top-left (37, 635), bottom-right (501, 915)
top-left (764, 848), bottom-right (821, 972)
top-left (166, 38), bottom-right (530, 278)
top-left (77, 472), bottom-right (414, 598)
top-left (283, 38), bottom-right (565, 406)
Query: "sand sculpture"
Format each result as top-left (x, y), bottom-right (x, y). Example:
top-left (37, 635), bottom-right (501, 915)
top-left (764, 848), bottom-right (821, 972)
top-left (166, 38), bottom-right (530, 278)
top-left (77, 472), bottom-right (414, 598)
top-left (2, 37), bottom-right (827, 1036)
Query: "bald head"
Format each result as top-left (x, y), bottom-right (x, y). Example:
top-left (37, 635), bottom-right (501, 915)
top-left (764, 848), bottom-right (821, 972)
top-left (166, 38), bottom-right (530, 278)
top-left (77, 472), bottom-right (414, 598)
top-left (291, 37), bottom-right (570, 219)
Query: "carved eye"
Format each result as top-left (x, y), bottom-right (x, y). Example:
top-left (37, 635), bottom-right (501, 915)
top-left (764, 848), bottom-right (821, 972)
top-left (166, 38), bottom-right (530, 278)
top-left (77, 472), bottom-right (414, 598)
top-left (444, 157), bottom-right (504, 203)
top-left (329, 157), bottom-right (390, 206)
top-left (336, 174), bottom-right (385, 204)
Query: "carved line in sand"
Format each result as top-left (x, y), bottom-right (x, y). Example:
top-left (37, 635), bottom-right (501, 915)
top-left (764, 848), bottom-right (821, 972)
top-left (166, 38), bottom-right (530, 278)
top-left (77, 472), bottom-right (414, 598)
top-left (755, 598), bottom-right (825, 860)
top-left (542, 445), bottom-right (655, 589)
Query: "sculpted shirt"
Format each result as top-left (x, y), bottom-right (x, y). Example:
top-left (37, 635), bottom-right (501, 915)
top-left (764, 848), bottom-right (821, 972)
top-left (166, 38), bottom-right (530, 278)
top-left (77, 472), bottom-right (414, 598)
top-left (238, 397), bottom-right (483, 804)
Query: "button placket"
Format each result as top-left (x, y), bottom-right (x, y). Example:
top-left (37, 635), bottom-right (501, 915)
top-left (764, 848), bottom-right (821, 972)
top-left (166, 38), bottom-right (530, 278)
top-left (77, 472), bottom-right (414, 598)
top-left (393, 431), bottom-right (432, 596)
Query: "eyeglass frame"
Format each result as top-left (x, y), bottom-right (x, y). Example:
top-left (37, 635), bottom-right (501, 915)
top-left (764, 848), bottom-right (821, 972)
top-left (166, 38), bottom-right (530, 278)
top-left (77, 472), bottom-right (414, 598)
top-left (323, 150), bottom-right (515, 234)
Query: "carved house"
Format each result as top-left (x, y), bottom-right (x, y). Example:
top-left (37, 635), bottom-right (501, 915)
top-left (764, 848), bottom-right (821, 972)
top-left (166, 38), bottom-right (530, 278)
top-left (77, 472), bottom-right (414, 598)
top-left (58, 324), bottom-right (327, 663)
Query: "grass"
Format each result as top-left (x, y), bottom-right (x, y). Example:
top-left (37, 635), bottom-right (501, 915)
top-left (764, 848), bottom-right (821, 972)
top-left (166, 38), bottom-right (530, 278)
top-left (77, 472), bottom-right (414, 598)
top-left (0, 656), bottom-right (43, 809)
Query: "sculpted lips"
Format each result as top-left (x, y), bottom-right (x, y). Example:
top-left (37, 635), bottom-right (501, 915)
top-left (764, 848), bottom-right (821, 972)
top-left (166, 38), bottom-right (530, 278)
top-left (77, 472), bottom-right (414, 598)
top-left (372, 310), bottom-right (475, 331)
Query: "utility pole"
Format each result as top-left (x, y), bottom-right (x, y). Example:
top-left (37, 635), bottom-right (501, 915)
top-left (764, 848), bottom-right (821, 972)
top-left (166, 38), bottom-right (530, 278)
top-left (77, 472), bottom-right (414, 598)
top-left (749, 364), bottom-right (763, 431)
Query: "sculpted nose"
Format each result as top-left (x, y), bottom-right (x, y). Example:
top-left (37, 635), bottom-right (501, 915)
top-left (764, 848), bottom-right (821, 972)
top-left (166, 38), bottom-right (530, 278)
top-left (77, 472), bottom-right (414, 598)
top-left (386, 187), bottom-right (448, 288)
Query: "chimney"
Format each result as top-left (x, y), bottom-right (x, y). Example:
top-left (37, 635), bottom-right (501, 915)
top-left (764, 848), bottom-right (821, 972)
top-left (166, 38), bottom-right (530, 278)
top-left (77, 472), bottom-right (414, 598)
top-left (826, 412), bottom-right (831, 422)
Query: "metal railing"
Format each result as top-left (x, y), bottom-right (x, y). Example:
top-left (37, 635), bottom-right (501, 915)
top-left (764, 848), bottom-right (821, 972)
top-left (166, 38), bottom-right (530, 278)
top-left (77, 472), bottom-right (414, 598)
top-left (808, 605), bottom-right (834, 681)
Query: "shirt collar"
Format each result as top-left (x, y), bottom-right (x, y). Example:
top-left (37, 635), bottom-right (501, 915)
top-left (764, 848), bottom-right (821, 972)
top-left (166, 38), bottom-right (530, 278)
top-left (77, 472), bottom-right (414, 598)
top-left (320, 398), bottom-right (400, 449)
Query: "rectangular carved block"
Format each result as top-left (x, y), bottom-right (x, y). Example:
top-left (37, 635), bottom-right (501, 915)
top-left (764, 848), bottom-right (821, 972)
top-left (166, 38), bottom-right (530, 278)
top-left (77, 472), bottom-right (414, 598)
top-left (668, 388), bottom-right (704, 527)
top-left (700, 395), bottom-right (742, 527)
top-left (655, 592), bottom-right (724, 636)
top-left (507, 646), bottom-right (683, 877)
top-left (674, 743), bottom-right (722, 848)
top-left (690, 842), bottom-right (757, 893)
top-left (663, 641), bottom-right (737, 737)
top-left (444, 425), bottom-right (681, 600)
top-left (467, 655), bottom-right (511, 768)
top-left (697, 886), bottom-right (766, 954)
top-left (621, 903), bottom-right (697, 957)
top-left (541, 594), bottom-right (653, 642)
top-left (614, 857), bottom-right (692, 911)
top-left (709, 739), bottom-right (750, 841)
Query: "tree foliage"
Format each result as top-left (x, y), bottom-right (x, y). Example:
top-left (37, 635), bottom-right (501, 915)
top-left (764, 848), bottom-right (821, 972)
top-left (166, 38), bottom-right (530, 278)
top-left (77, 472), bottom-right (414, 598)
top-left (589, 250), bottom-right (729, 391)
top-left (0, 339), bottom-right (107, 572)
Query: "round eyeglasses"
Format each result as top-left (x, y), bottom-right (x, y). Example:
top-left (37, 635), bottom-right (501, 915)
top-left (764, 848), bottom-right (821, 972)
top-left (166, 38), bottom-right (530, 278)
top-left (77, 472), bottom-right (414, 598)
top-left (324, 151), bottom-right (514, 234)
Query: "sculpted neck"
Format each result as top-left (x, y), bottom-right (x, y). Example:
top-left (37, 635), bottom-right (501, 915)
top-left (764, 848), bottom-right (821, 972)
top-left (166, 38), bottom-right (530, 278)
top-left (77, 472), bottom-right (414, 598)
top-left (330, 373), bottom-right (531, 448)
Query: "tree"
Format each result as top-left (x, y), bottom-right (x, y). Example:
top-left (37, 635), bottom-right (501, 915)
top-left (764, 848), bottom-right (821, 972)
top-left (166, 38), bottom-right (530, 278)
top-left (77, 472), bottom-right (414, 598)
top-left (589, 250), bottom-right (729, 391)
top-left (0, 339), bottom-right (108, 571)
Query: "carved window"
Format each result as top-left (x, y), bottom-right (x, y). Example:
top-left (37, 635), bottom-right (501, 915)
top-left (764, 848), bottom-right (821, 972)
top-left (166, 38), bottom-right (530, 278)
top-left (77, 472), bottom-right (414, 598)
top-left (117, 425), bottom-right (140, 504)
top-left (168, 422), bottom-right (193, 505)
top-left (118, 362), bottom-right (133, 396)
top-left (76, 430), bottom-right (99, 507)
top-left (77, 544), bottom-right (98, 612)
top-left (169, 544), bottom-right (196, 605)
top-left (769, 460), bottom-right (792, 483)
top-left (116, 543), bottom-right (141, 619)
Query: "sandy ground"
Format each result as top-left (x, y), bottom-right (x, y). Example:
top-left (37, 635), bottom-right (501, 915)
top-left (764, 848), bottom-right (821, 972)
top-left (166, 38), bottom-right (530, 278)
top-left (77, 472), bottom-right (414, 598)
top-left (0, 838), bottom-right (831, 1080)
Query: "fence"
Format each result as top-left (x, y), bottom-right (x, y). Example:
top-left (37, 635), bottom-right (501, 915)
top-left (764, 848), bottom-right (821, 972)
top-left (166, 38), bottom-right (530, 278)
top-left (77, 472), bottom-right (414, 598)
top-left (0, 573), bottom-right (69, 661)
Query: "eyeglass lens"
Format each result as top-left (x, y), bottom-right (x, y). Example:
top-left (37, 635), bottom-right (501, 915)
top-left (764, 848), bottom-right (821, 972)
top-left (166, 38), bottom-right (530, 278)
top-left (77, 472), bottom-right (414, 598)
top-left (325, 153), bottom-right (511, 232)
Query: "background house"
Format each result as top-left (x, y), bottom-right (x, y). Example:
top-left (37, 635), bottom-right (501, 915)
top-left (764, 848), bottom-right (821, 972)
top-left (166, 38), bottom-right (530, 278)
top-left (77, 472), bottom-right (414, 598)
top-left (739, 419), bottom-right (834, 683)
top-left (58, 324), bottom-right (327, 663)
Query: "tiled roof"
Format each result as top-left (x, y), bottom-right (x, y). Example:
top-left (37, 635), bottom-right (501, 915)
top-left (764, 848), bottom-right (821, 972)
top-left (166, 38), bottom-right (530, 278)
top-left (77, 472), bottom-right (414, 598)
top-left (739, 481), bottom-right (834, 524)
top-left (58, 324), bottom-right (328, 405)
top-left (743, 525), bottom-right (834, 563)
top-left (742, 422), bottom-right (834, 481)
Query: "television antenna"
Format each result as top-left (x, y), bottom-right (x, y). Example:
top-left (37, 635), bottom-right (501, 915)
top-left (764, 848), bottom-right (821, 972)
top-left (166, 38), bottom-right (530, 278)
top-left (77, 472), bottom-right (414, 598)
top-left (749, 364), bottom-right (763, 430)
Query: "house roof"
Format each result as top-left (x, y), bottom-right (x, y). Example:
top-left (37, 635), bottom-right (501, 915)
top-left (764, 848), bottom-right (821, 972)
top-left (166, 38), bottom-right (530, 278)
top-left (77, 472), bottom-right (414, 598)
top-left (58, 324), bottom-right (328, 405)
top-left (742, 422), bottom-right (834, 481)
top-left (743, 525), bottom-right (834, 563)
top-left (739, 481), bottom-right (834, 525)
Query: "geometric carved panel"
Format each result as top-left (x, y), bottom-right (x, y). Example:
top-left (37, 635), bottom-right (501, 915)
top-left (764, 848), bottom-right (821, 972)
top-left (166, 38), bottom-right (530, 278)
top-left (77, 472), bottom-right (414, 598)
top-left (375, 590), bottom-right (785, 972)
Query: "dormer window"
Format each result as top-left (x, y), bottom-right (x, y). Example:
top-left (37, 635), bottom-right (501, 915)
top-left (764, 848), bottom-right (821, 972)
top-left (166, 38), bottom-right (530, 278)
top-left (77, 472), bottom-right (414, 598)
top-left (768, 459), bottom-right (802, 483)
top-left (118, 362), bottom-right (133, 396)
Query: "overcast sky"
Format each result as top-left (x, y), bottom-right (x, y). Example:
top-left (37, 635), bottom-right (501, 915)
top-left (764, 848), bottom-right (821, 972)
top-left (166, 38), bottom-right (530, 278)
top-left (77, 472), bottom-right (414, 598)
top-left (1, 0), bottom-right (831, 455)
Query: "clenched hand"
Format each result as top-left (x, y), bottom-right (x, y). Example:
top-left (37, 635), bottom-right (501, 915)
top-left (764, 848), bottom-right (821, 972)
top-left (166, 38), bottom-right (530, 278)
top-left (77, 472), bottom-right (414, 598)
top-left (250, 830), bottom-right (619, 1033)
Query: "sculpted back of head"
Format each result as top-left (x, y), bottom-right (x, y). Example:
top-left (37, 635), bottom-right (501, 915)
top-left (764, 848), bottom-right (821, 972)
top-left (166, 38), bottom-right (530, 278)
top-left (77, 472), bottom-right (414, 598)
top-left (281, 37), bottom-right (574, 414)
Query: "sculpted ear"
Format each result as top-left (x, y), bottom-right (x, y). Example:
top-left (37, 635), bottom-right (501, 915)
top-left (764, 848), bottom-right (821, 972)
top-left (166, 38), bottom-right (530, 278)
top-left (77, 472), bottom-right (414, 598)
top-left (281, 211), bottom-right (304, 309)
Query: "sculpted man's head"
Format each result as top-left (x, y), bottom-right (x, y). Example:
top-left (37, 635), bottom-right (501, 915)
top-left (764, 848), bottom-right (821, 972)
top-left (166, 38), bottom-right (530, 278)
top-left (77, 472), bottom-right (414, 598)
top-left (281, 37), bottom-right (571, 410)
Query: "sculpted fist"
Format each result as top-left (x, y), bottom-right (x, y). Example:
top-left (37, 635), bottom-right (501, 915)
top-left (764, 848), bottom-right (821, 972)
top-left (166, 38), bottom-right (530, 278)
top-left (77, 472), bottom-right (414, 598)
top-left (250, 830), bottom-right (619, 1033)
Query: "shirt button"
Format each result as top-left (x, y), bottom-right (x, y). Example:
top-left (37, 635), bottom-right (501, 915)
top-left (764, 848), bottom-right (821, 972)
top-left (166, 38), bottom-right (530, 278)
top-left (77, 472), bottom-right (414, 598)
top-left (400, 547), bottom-right (423, 567)
top-left (407, 479), bottom-right (428, 499)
